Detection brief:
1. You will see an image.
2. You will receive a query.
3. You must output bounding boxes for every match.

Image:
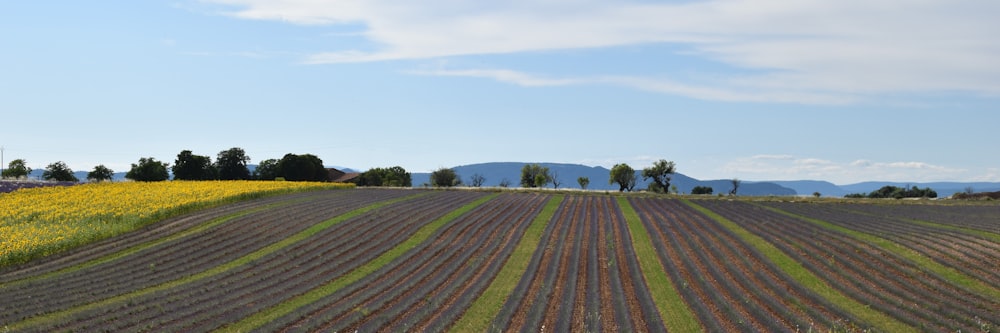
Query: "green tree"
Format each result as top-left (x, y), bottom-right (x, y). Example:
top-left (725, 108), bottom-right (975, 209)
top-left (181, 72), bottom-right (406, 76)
top-left (126, 157), bottom-right (169, 182)
top-left (87, 165), bottom-right (115, 182)
top-left (691, 186), bottom-right (713, 195)
top-left (43, 161), bottom-right (79, 182)
top-left (357, 168), bottom-right (383, 186)
top-left (172, 150), bottom-right (216, 180)
top-left (854, 185), bottom-right (937, 199)
top-left (383, 166), bottom-right (411, 187)
top-left (2, 159), bottom-right (31, 179)
top-left (430, 167), bottom-right (461, 187)
top-left (609, 163), bottom-right (637, 192)
top-left (520, 164), bottom-right (550, 188)
top-left (642, 160), bottom-right (676, 194)
top-left (577, 176), bottom-right (590, 190)
top-left (278, 153), bottom-right (327, 181)
top-left (357, 166), bottom-right (411, 187)
top-left (253, 158), bottom-right (280, 180)
top-left (215, 147), bottom-right (251, 180)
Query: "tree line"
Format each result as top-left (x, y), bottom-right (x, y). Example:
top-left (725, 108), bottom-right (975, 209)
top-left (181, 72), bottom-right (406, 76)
top-left (6, 152), bottom-right (747, 196)
top-left (844, 185), bottom-right (938, 199)
top-left (1, 148), bottom-right (333, 183)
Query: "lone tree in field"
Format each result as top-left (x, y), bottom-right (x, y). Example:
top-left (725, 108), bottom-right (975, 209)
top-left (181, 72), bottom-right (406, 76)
top-left (126, 157), bottom-right (169, 182)
top-left (520, 163), bottom-right (551, 188)
top-left (2, 159), bottom-right (31, 179)
top-left (729, 178), bottom-right (741, 196)
top-left (430, 167), bottom-right (461, 187)
top-left (43, 161), bottom-right (78, 182)
top-left (577, 176), bottom-right (590, 190)
top-left (172, 150), bottom-right (216, 180)
top-left (642, 159), bottom-right (676, 194)
top-left (498, 178), bottom-right (512, 188)
top-left (87, 165), bottom-right (115, 182)
top-left (609, 163), bottom-right (637, 192)
top-left (550, 170), bottom-right (562, 189)
top-left (215, 147), bottom-right (251, 180)
top-left (469, 173), bottom-right (486, 187)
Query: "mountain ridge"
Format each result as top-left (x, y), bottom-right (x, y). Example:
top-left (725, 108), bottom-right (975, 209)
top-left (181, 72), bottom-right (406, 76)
top-left (411, 162), bottom-right (796, 195)
top-left (412, 162), bottom-right (1000, 197)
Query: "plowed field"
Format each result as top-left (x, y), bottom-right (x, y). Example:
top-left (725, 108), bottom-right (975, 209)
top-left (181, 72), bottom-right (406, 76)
top-left (2, 189), bottom-right (997, 332)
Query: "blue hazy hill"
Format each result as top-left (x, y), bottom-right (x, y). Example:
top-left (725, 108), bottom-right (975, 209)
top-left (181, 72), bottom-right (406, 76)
top-left (412, 162), bottom-right (796, 195)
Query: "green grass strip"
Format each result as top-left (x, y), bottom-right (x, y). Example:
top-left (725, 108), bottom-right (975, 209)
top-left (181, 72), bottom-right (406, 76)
top-left (450, 194), bottom-right (563, 332)
top-left (219, 193), bottom-right (500, 332)
top-left (904, 218), bottom-right (1000, 243)
top-left (757, 203), bottom-right (1000, 301)
top-left (7, 192), bottom-right (428, 331)
top-left (618, 197), bottom-right (702, 332)
top-left (682, 199), bottom-right (915, 332)
top-left (0, 198), bottom-right (304, 289)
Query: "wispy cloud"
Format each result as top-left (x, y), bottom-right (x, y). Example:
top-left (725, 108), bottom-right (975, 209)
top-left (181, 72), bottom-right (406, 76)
top-left (204, 0), bottom-right (1000, 102)
top-left (407, 69), bottom-right (583, 87)
top-left (180, 50), bottom-right (290, 59)
top-left (409, 68), bottom-right (853, 104)
top-left (721, 155), bottom-right (974, 183)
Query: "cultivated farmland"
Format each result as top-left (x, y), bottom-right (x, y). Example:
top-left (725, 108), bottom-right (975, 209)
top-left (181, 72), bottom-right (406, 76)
top-left (1, 188), bottom-right (998, 332)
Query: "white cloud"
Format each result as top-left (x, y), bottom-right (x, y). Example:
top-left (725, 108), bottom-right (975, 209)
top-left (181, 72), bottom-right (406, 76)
top-left (721, 155), bottom-right (972, 183)
top-left (205, 0), bottom-right (1000, 102)
top-left (752, 154), bottom-right (795, 160)
top-left (970, 168), bottom-right (1000, 182)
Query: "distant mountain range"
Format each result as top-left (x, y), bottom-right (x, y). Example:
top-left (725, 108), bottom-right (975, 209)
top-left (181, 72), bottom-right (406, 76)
top-left (411, 162), bottom-right (1000, 197)
top-left (410, 162), bottom-right (795, 195)
top-left (21, 162), bottom-right (1000, 197)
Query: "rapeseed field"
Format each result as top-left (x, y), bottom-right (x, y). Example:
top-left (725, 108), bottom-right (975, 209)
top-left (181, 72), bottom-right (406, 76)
top-left (0, 181), bottom-right (352, 267)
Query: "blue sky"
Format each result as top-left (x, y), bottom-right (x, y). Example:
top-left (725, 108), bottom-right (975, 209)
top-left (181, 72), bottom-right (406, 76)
top-left (2, 1), bottom-right (998, 184)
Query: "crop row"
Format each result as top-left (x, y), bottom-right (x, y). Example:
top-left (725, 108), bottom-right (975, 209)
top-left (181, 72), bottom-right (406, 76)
top-left (0, 188), bottom-right (424, 331)
top-left (761, 201), bottom-right (1000, 289)
top-left (76, 191), bottom-right (480, 333)
top-left (0, 189), bottom-right (334, 280)
top-left (698, 200), bottom-right (1000, 331)
top-left (255, 192), bottom-right (550, 332)
top-left (840, 202), bottom-right (1000, 233)
top-left (495, 195), bottom-right (664, 332)
top-left (0, 181), bottom-right (350, 268)
top-left (3, 190), bottom-right (998, 332)
top-left (0, 190), bottom-right (391, 322)
top-left (630, 197), bottom-right (858, 331)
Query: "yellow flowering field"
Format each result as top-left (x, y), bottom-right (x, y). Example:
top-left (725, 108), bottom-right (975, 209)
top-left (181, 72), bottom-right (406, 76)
top-left (0, 181), bottom-right (353, 267)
